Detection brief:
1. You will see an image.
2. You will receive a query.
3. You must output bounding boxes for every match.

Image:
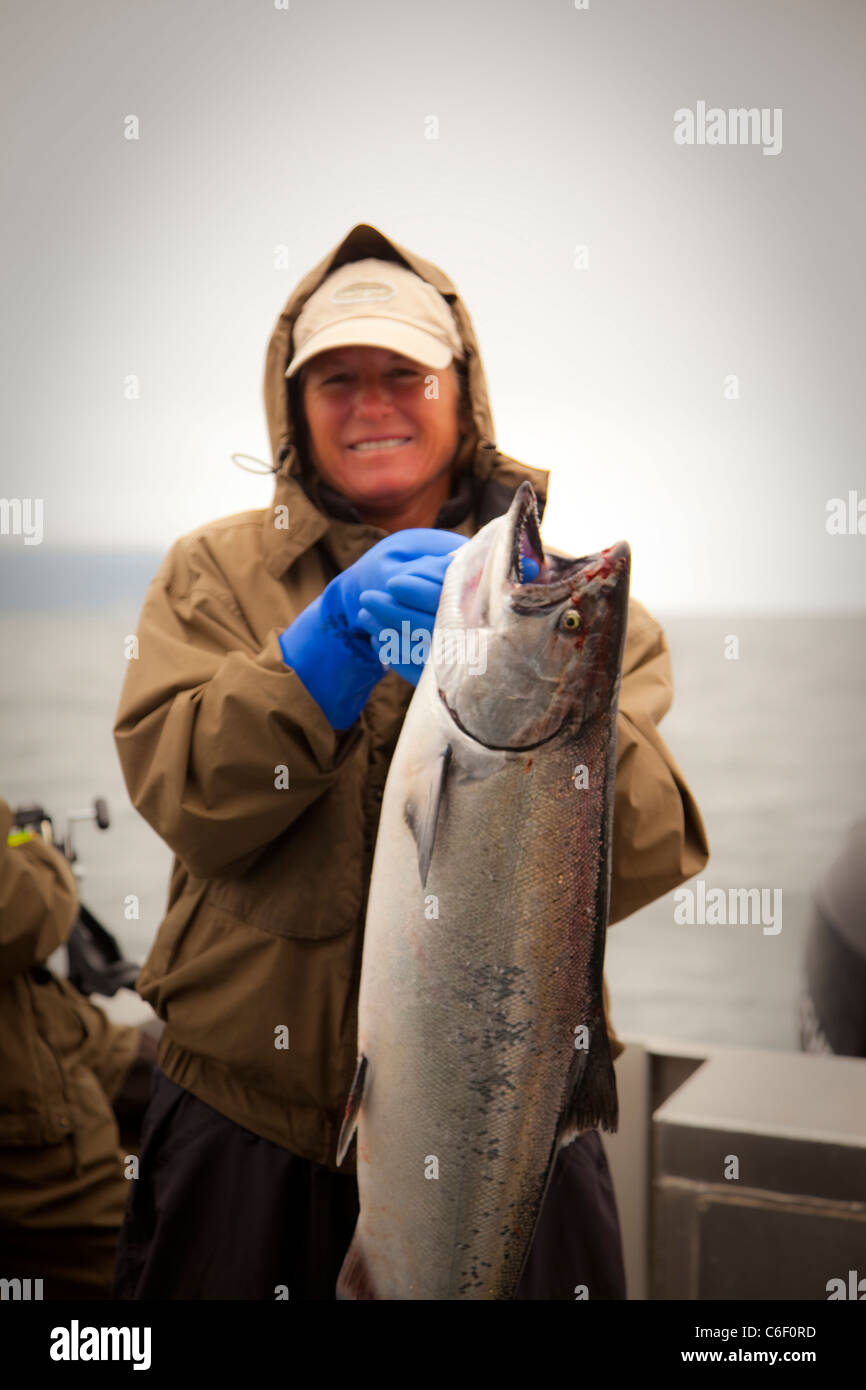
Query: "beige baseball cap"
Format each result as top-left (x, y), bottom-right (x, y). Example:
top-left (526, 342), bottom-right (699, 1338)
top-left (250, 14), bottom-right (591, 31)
top-left (284, 257), bottom-right (465, 380)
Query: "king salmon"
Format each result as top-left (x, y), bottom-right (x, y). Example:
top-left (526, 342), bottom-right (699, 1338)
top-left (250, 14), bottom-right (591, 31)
top-left (336, 480), bottom-right (630, 1300)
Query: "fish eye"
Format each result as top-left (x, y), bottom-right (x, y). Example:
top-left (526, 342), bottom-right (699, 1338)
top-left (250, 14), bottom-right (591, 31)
top-left (560, 608), bottom-right (581, 631)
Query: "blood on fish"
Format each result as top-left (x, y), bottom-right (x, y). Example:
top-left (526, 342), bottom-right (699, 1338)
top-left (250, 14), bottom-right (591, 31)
top-left (582, 551), bottom-right (626, 583)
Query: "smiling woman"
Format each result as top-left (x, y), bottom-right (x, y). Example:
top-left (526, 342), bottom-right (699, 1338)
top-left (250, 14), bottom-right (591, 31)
top-left (294, 346), bottom-right (472, 532)
top-left (283, 255), bottom-right (476, 532)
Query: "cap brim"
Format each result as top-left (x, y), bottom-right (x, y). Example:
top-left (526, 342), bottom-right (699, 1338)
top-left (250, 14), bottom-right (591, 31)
top-left (285, 318), bottom-right (454, 379)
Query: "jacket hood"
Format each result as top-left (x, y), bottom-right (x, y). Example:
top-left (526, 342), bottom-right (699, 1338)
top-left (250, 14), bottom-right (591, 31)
top-left (262, 223), bottom-right (549, 534)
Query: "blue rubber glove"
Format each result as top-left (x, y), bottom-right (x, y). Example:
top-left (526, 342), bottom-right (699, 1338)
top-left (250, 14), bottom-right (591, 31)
top-left (356, 551), bottom-right (541, 686)
top-left (278, 529), bottom-right (468, 730)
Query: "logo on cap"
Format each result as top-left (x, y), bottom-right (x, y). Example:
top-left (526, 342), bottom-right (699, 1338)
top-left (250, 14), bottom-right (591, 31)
top-left (330, 280), bottom-right (396, 305)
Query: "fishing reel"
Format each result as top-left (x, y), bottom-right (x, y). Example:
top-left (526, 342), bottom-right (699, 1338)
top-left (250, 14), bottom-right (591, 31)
top-left (14, 796), bottom-right (110, 878)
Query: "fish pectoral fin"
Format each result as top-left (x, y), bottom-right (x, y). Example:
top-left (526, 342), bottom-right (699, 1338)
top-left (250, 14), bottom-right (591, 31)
top-left (403, 743), bottom-right (452, 889)
top-left (336, 1052), bottom-right (368, 1167)
top-left (337, 1233), bottom-right (378, 1300)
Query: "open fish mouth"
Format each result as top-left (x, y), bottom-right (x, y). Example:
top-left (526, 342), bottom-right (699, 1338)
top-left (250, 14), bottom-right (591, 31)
top-left (505, 482), bottom-right (629, 596)
top-left (509, 485), bottom-right (547, 585)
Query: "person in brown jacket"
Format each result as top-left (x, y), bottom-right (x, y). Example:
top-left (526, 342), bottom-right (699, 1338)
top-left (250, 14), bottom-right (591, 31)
top-left (111, 222), bottom-right (709, 1301)
top-left (0, 800), bottom-right (156, 1299)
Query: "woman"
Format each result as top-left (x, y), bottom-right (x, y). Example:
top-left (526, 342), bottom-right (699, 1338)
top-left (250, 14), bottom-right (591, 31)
top-left (112, 222), bottom-right (709, 1299)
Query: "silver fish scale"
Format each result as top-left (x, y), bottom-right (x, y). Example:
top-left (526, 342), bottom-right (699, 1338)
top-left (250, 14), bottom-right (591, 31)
top-left (352, 686), bottom-right (613, 1299)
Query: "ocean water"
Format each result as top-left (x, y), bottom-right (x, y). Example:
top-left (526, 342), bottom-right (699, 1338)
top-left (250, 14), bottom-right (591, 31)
top-left (1, 555), bottom-right (864, 1055)
top-left (604, 612), bottom-right (866, 1052)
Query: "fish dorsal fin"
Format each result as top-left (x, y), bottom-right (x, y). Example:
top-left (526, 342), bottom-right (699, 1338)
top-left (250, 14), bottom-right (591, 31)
top-left (557, 1018), bottom-right (619, 1149)
top-left (404, 743), bottom-right (451, 889)
top-left (336, 1052), bottom-right (368, 1167)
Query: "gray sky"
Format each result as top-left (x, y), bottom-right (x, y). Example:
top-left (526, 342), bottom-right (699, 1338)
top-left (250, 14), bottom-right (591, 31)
top-left (2, 0), bottom-right (864, 612)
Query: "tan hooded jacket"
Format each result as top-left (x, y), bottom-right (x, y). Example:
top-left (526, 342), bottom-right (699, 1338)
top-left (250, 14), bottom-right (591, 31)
top-left (113, 223), bottom-right (709, 1174)
top-left (0, 800), bottom-right (140, 1229)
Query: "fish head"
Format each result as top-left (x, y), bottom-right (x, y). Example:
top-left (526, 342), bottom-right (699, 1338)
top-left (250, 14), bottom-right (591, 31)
top-left (433, 481), bottom-right (630, 750)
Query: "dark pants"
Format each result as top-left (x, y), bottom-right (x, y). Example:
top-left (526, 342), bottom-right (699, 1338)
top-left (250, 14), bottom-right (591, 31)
top-left (113, 1068), bottom-right (626, 1300)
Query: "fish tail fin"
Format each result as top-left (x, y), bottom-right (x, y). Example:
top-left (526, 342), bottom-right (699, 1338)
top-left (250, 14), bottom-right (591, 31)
top-left (336, 1230), bottom-right (378, 1300)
